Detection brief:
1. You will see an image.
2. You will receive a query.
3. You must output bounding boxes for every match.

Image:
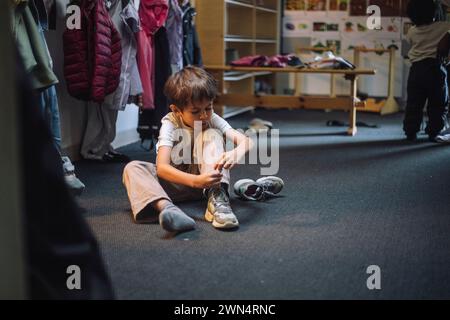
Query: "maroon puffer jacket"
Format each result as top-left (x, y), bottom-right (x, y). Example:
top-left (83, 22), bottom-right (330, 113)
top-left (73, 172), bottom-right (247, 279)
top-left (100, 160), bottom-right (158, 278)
top-left (63, 0), bottom-right (122, 103)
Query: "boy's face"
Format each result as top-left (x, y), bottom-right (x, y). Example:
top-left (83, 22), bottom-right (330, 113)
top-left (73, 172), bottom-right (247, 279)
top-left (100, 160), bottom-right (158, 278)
top-left (172, 100), bottom-right (214, 130)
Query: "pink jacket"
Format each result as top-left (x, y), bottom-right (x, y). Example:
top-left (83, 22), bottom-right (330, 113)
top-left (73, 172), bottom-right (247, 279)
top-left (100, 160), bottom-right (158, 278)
top-left (136, 0), bottom-right (169, 109)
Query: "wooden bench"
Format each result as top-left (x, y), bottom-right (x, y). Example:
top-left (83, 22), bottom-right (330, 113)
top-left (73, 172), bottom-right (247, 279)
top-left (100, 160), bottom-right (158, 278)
top-left (205, 65), bottom-right (376, 136)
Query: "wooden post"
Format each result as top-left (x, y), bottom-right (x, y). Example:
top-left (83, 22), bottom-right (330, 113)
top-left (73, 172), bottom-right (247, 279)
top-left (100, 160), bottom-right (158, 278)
top-left (381, 47), bottom-right (400, 115)
top-left (348, 75), bottom-right (358, 136)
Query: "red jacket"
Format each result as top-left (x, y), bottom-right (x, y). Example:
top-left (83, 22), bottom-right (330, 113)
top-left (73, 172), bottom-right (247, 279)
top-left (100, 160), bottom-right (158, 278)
top-left (136, 0), bottom-right (168, 109)
top-left (63, 0), bottom-right (122, 103)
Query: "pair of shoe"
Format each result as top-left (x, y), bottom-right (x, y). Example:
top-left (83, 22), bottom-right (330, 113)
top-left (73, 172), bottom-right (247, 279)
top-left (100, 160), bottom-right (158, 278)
top-left (233, 176), bottom-right (284, 201)
top-left (62, 156), bottom-right (85, 196)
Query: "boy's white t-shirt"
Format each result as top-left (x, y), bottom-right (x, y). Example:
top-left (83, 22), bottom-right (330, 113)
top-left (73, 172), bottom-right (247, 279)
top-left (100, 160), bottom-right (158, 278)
top-left (406, 21), bottom-right (450, 63)
top-left (156, 111), bottom-right (232, 151)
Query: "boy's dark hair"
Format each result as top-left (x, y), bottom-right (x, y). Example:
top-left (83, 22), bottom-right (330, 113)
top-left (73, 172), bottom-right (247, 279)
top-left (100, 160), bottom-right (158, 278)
top-left (164, 66), bottom-right (218, 110)
top-left (407, 0), bottom-right (436, 26)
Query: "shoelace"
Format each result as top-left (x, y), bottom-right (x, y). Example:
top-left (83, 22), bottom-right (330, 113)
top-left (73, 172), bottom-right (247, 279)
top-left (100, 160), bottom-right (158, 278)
top-left (256, 181), bottom-right (278, 201)
top-left (210, 189), bottom-right (233, 214)
top-left (258, 181), bottom-right (274, 194)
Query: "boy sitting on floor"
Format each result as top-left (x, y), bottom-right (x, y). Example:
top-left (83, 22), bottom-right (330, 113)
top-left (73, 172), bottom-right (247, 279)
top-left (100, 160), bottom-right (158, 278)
top-left (123, 66), bottom-right (283, 232)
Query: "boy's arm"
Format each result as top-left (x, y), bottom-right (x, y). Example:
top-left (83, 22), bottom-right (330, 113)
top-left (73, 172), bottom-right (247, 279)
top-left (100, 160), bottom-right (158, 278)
top-left (214, 128), bottom-right (254, 171)
top-left (156, 146), bottom-right (223, 189)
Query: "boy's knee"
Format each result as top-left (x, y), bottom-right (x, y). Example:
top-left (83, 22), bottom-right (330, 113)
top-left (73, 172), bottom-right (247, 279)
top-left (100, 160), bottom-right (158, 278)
top-left (123, 161), bottom-right (156, 178)
top-left (123, 161), bottom-right (141, 175)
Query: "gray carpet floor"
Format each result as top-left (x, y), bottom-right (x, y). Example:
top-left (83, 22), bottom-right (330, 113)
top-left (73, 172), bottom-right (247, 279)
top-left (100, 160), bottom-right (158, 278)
top-left (75, 109), bottom-right (450, 299)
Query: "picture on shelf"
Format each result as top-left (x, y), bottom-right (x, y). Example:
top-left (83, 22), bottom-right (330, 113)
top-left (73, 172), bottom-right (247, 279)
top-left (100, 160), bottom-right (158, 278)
top-left (327, 23), bottom-right (339, 31)
top-left (285, 0), bottom-right (307, 10)
top-left (339, 0), bottom-right (349, 11)
top-left (344, 21), bottom-right (354, 32)
top-left (357, 22), bottom-right (368, 32)
top-left (308, 0), bottom-right (327, 11)
top-left (283, 15), bottom-right (312, 37)
top-left (329, 0), bottom-right (339, 10)
top-left (313, 22), bottom-right (327, 31)
top-left (311, 40), bottom-right (327, 52)
top-left (350, 0), bottom-right (367, 16)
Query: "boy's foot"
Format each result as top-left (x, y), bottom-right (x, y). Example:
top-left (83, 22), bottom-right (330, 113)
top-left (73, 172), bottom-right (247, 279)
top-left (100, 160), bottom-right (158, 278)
top-left (205, 188), bottom-right (239, 229)
top-left (405, 134), bottom-right (417, 142)
top-left (234, 176), bottom-right (284, 201)
top-left (159, 203), bottom-right (196, 232)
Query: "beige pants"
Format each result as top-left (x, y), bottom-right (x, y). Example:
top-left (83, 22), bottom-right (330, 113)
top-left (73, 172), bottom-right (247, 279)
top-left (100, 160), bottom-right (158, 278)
top-left (81, 103), bottom-right (118, 160)
top-left (123, 129), bottom-right (230, 223)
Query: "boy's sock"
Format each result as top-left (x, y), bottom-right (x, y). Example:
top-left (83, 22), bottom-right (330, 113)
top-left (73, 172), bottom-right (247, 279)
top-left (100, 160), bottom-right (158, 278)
top-left (159, 203), bottom-right (196, 232)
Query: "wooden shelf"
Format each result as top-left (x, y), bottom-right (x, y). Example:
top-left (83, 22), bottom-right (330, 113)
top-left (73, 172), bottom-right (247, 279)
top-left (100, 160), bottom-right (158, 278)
top-left (224, 71), bottom-right (273, 81)
top-left (196, 0), bottom-right (281, 116)
top-left (225, 37), bottom-right (255, 42)
top-left (226, 0), bottom-right (254, 9)
top-left (255, 5), bottom-right (277, 13)
top-left (254, 38), bottom-right (277, 43)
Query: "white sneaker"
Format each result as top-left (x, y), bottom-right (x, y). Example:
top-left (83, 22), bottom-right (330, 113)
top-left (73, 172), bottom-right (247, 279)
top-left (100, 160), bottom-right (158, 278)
top-left (234, 176), bottom-right (284, 201)
top-left (205, 188), bottom-right (239, 229)
top-left (62, 156), bottom-right (85, 196)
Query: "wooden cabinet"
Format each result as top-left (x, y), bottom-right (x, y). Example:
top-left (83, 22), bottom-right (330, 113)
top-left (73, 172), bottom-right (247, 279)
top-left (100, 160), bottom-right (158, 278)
top-left (195, 0), bottom-right (281, 117)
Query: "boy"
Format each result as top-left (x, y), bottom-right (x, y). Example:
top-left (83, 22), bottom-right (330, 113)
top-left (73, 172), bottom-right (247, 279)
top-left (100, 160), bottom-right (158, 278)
top-left (403, 0), bottom-right (450, 141)
top-left (123, 66), bottom-right (282, 232)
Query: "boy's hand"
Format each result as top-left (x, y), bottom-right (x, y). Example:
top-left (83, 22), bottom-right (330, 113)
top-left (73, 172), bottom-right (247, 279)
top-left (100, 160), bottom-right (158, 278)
top-left (214, 150), bottom-right (241, 171)
top-left (193, 171), bottom-right (223, 189)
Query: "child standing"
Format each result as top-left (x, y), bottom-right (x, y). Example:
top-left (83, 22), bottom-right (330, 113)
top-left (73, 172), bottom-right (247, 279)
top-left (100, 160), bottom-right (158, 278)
top-left (123, 66), bottom-right (282, 232)
top-left (404, 0), bottom-right (450, 141)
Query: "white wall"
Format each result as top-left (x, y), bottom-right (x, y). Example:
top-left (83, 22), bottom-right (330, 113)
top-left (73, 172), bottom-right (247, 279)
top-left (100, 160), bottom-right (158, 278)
top-left (111, 104), bottom-right (140, 149)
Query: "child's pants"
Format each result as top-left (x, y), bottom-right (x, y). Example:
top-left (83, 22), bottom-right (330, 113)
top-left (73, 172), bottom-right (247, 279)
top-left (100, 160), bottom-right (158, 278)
top-left (123, 128), bottom-right (230, 222)
top-left (403, 58), bottom-right (448, 137)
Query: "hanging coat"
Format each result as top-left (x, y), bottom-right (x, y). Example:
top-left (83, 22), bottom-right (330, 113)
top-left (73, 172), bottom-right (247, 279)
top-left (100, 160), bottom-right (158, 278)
top-left (103, 0), bottom-right (143, 110)
top-left (10, 0), bottom-right (59, 90)
top-left (63, 0), bottom-right (122, 103)
top-left (137, 26), bottom-right (171, 144)
top-left (181, 1), bottom-right (202, 67)
top-left (166, 0), bottom-right (183, 70)
top-left (136, 0), bottom-right (168, 109)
